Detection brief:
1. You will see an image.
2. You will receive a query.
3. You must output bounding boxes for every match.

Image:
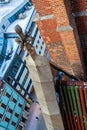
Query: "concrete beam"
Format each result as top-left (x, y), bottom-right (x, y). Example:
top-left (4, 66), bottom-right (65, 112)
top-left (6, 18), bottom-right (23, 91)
top-left (33, 13), bottom-right (55, 21)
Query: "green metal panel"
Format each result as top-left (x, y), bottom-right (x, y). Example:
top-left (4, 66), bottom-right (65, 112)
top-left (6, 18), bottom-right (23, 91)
top-left (84, 117), bottom-right (87, 130)
top-left (67, 86), bottom-right (74, 115)
top-left (70, 86), bottom-right (78, 116)
top-left (63, 85), bottom-right (72, 115)
top-left (74, 86), bottom-right (82, 116)
top-left (59, 85), bottom-right (67, 113)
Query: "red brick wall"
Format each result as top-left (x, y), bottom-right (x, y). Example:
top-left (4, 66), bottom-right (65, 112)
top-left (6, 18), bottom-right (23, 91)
top-left (36, 19), bottom-right (72, 73)
top-left (75, 16), bottom-right (87, 34)
top-left (32, 0), bottom-right (53, 16)
top-left (32, 0), bottom-right (85, 79)
top-left (71, 0), bottom-right (87, 34)
top-left (36, 19), bottom-right (61, 43)
top-left (71, 0), bottom-right (87, 12)
top-left (71, 0), bottom-right (87, 78)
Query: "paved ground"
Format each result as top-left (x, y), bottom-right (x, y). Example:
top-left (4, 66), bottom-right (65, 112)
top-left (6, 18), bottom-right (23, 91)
top-left (24, 90), bottom-right (47, 130)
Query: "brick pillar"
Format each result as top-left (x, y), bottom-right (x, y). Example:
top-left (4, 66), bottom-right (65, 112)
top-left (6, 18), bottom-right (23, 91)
top-left (32, 0), bottom-right (85, 79)
top-left (71, 0), bottom-right (87, 79)
top-left (26, 55), bottom-right (64, 130)
top-left (47, 0), bottom-right (84, 79)
top-left (32, 0), bottom-right (76, 75)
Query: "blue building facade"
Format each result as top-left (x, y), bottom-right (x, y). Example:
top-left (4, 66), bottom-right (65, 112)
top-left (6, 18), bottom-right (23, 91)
top-left (0, 0), bottom-right (51, 129)
top-left (0, 81), bottom-right (30, 130)
top-left (0, 0), bottom-right (34, 100)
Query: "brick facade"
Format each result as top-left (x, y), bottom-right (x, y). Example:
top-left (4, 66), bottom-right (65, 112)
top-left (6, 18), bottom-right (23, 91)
top-left (32, 0), bottom-right (87, 79)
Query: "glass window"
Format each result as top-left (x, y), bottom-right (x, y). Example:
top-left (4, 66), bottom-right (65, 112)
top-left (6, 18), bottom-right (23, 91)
top-left (42, 41), bottom-right (44, 45)
top-left (5, 117), bottom-right (10, 122)
top-left (2, 25), bottom-right (5, 30)
top-left (37, 40), bottom-right (39, 44)
top-left (21, 117), bottom-right (26, 123)
top-left (10, 68), bottom-right (17, 77)
top-left (41, 46), bottom-right (43, 50)
top-left (8, 108), bottom-right (13, 113)
top-left (22, 71), bottom-right (29, 87)
top-left (39, 51), bottom-right (41, 54)
top-left (12, 97), bottom-right (17, 103)
top-left (39, 35), bottom-right (41, 39)
top-left (14, 60), bottom-right (21, 69)
top-left (18, 103), bottom-right (22, 108)
top-left (36, 45), bottom-right (38, 49)
top-left (6, 92), bottom-right (10, 98)
top-left (18, 125), bottom-right (23, 129)
top-left (25, 105), bottom-right (29, 111)
top-left (15, 113), bottom-right (19, 118)
top-left (1, 103), bottom-right (6, 109)
top-left (11, 121), bottom-right (16, 126)
top-left (0, 113), bottom-right (3, 119)
top-left (17, 66), bottom-right (25, 81)
top-left (7, 76), bottom-right (13, 84)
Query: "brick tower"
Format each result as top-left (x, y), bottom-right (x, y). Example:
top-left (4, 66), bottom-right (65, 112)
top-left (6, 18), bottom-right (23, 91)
top-left (32, 0), bottom-right (87, 80)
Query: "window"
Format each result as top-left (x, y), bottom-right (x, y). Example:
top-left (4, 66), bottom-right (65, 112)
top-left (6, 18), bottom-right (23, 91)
top-left (41, 46), bottom-right (43, 50)
top-left (39, 35), bottom-right (41, 39)
top-left (37, 40), bottom-right (39, 44)
top-left (8, 108), bottom-right (13, 113)
top-left (25, 105), bottom-right (29, 111)
top-left (1, 103), bottom-right (6, 109)
top-left (11, 121), bottom-right (16, 126)
top-left (21, 117), bottom-right (26, 123)
top-left (5, 117), bottom-right (10, 122)
top-left (6, 92), bottom-right (10, 98)
top-left (17, 66), bottom-right (25, 81)
top-left (18, 125), bottom-right (23, 129)
top-left (15, 113), bottom-right (19, 118)
top-left (10, 60), bottom-right (21, 78)
top-left (36, 45), bottom-right (38, 49)
top-left (14, 82), bottom-right (17, 88)
top-left (14, 60), bottom-right (21, 69)
top-left (0, 113), bottom-right (2, 119)
top-left (10, 68), bottom-right (17, 77)
top-left (2, 25), bottom-right (5, 30)
top-left (7, 76), bottom-right (13, 84)
top-left (39, 51), bottom-right (41, 54)
top-left (12, 98), bottom-right (17, 103)
top-left (18, 103), bottom-right (22, 108)
top-left (22, 71), bottom-right (29, 87)
top-left (42, 41), bottom-right (44, 45)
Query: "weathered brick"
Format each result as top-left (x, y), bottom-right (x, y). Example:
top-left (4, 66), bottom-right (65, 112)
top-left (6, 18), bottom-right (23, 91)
top-left (36, 19), bottom-right (61, 43)
top-left (32, 0), bottom-right (86, 79)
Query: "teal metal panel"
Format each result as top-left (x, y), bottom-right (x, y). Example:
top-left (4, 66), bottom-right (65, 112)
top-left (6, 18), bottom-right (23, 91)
top-left (8, 124), bottom-right (16, 130)
top-left (1, 96), bottom-right (9, 105)
top-left (4, 112), bottom-right (11, 119)
top-left (0, 120), bottom-right (8, 129)
top-left (6, 85), bottom-right (12, 94)
top-left (0, 108), bottom-right (4, 115)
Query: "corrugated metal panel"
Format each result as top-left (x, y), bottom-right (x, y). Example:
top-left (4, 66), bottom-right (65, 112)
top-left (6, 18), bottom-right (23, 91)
top-left (58, 81), bottom-right (87, 130)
